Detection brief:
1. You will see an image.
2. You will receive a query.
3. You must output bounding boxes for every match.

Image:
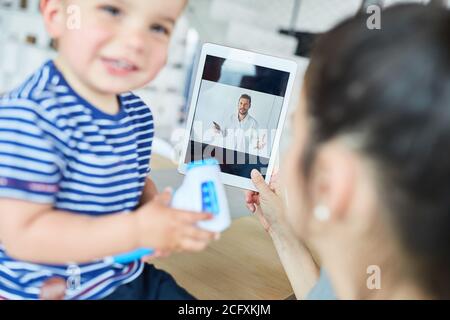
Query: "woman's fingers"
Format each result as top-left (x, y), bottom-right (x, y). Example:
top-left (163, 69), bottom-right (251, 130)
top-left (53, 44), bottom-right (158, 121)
top-left (270, 171), bottom-right (279, 183)
top-left (251, 170), bottom-right (273, 194)
top-left (269, 183), bottom-right (277, 193)
top-left (246, 203), bottom-right (256, 213)
top-left (244, 190), bottom-right (260, 214)
top-left (245, 191), bottom-right (252, 203)
top-left (254, 207), bottom-right (271, 232)
top-left (252, 194), bottom-right (260, 205)
top-left (245, 190), bottom-right (258, 203)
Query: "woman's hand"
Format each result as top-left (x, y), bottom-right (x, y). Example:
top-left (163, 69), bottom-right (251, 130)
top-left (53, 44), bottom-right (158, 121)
top-left (245, 169), bottom-right (286, 235)
top-left (246, 170), bottom-right (321, 299)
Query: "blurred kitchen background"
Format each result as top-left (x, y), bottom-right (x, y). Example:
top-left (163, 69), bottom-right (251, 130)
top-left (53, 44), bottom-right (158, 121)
top-left (0, 0), bottom-right (449, 212)
top-left (1, 0), bottom-right (449, 214)
top-left (2, 0), bottom-right (449, 140)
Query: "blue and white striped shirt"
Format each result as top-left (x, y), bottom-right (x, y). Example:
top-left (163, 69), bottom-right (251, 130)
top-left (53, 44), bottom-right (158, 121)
top-left (0, 60), bottom-right (154, 299)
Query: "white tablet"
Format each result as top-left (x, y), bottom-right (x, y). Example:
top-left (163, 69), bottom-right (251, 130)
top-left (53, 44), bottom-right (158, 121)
top-left (178, 43), bottom-right (297, 191)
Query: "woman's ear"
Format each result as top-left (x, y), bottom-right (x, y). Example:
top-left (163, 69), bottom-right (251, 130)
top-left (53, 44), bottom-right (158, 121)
top-left (40, 0), bottom-right (66, 38)
top-left (310, 142), bottom-right (356, 223)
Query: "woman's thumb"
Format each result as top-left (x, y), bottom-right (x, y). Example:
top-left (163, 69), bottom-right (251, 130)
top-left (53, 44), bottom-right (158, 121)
top-left (251, 170), bottom-right (271, 193)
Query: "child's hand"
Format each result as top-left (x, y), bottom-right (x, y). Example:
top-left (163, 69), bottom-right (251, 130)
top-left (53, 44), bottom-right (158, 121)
top-left (140, 249), bottom-right (171, 263)
top-left (139, 177), bottom-right (159, 206)
top-left (136, 188), bottom-right (219, 253)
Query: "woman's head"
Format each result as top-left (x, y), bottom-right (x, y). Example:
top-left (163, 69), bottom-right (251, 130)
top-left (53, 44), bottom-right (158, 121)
top-left (284, 4), bottom-right (450, 298)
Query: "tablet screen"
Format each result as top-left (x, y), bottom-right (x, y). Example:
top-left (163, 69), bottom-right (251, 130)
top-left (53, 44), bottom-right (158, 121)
top-left (185, 55), bottom-right (290, 179)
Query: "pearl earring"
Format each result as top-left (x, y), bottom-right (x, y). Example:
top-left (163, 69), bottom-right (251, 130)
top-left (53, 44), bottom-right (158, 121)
top-left (314, 204), bottom-right (330, 222)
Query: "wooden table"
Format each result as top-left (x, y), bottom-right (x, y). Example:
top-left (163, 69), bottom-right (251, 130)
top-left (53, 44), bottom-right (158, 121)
top-left (153, 216), bottom-right (293, 300)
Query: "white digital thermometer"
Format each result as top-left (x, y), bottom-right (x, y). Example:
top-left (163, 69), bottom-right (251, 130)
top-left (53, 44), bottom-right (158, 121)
top-left (111, 158), bottom-right (230, 264)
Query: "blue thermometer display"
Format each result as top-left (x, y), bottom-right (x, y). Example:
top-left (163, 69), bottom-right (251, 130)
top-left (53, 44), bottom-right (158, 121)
top-left (201, 181), bottom-right (220, 215)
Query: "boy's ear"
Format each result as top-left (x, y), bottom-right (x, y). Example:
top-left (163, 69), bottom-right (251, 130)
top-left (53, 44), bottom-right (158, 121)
top-left (40, 0), bottom-right (66, 38)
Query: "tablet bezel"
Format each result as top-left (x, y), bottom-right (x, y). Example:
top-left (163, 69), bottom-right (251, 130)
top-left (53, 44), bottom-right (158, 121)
top-left (178, 43), bottom-right (297, 191)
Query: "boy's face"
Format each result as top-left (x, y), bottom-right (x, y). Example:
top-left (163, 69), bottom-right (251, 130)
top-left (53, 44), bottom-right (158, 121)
top-left (43, 0), bottom-right (186, 94)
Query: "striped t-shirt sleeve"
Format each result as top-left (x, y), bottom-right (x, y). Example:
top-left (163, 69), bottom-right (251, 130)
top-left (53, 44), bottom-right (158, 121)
top-left (0, 102), bottom-right (64, 204)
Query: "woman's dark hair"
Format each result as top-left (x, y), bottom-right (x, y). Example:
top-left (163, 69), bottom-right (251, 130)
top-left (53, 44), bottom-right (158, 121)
top-left (304, 4), bottom-right (450, 298)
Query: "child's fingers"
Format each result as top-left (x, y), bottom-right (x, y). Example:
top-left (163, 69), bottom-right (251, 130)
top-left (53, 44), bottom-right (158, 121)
top-left (155, 249), bottom-right (171, 258)
top-left (180, 238), bottom-right (209, 252)
top-left (178, 211), bottom-right (213, 223)
top-left (142, 249), bottom-right (171, 262)
top-left (158, 251), bottom-right (171, 258)
top-left (141, 254), bottom-right (157, 262)
top-left (183, 226), bottom-right (217, 242)
top-left (141, 250), bottom-right (160, 262)
top-left (154, 187), bottom-right (173, 206)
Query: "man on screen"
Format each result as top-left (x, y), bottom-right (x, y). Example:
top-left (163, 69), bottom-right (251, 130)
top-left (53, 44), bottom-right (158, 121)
top-left (213, 94), bottom-right (266, 154)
